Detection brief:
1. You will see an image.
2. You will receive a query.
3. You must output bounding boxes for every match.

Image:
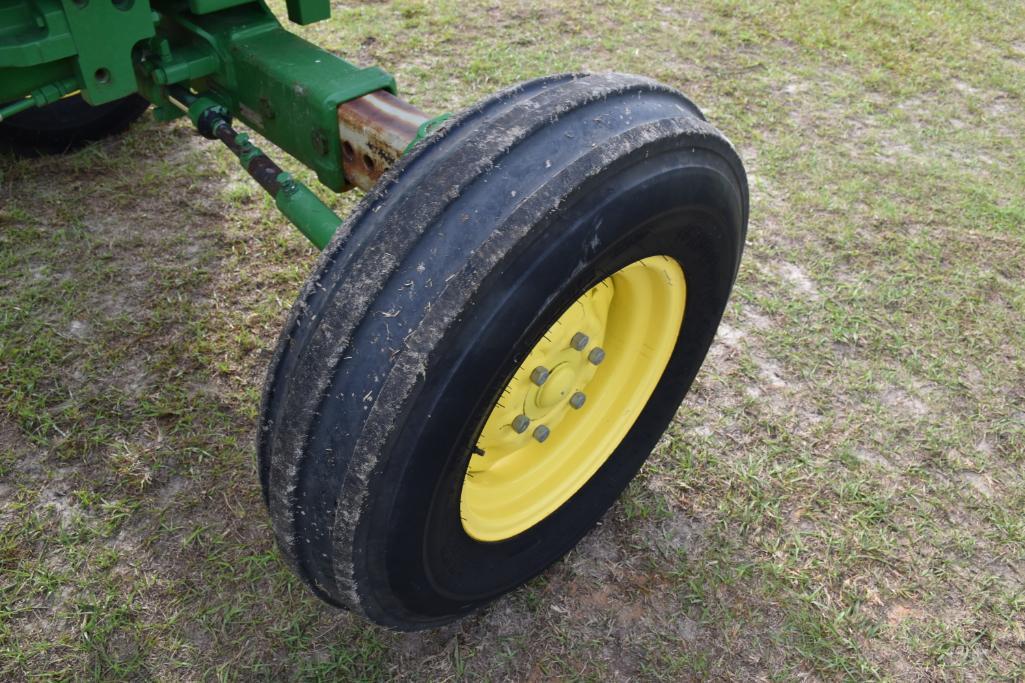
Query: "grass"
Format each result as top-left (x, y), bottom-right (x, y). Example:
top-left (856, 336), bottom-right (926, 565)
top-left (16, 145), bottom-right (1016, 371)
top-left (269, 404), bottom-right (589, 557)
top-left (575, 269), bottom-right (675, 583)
top-left (2, 0), bottom-right (1024, 679)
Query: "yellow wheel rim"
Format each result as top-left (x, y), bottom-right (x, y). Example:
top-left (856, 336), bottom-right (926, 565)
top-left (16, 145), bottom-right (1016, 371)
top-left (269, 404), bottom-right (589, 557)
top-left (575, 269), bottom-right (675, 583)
top-left (461, 255), bottom-right (687, 541)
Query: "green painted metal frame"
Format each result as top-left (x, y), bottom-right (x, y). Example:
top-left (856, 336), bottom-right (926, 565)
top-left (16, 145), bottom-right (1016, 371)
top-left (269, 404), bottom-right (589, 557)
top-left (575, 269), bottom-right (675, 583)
top-left (0, 0), bottom-right (411, 247)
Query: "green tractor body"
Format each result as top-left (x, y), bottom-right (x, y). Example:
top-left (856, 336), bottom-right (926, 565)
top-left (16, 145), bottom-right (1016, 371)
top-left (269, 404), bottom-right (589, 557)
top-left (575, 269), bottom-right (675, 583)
top-left (2, 0), bottom-right (440, 244)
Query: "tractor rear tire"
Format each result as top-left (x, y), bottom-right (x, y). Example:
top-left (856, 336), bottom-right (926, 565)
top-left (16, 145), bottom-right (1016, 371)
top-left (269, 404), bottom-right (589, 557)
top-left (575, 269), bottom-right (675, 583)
top-left (259, 73), bottom-right (748, 629)
top-left (0, 94), bottom-right (149, 157)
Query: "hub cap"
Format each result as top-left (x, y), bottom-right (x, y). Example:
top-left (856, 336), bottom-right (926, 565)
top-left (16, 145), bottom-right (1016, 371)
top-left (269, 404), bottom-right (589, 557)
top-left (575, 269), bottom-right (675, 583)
top-left (461, 255), bottom-right (687, 541)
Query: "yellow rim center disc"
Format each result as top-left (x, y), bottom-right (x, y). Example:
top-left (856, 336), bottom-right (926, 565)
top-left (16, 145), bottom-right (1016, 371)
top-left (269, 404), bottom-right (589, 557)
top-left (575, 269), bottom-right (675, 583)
top-left (460, 255), bottom-right (687, 541)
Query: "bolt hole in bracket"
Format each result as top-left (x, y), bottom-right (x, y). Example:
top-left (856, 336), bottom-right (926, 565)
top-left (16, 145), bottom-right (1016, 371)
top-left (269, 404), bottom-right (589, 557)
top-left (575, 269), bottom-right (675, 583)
top-left (58, 0), bottom-right (154, 104)
top-left (341, 140), bottom-right (356, 161)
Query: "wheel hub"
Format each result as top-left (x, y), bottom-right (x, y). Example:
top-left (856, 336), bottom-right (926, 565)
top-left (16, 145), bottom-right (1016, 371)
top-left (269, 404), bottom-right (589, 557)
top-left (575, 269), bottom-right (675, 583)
top-left (461, 255), bottom-right (687, 541)
top-left (536, 364), bottom-right (575, 409)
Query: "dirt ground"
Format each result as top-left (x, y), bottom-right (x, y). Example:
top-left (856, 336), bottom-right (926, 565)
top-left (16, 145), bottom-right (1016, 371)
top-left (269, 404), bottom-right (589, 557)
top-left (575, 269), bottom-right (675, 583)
top-left (2, 1), bottom-right (1024, 680)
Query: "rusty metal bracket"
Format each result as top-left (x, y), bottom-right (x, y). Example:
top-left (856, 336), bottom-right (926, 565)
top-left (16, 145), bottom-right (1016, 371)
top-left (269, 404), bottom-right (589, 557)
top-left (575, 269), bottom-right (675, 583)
top-left (337, 90), bottom-right (436, 191)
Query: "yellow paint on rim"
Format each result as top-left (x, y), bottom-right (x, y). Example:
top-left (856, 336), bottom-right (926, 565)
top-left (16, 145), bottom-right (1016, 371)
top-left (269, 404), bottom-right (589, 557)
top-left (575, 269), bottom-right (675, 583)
top-left (461, 255), bottom-right (687, 541)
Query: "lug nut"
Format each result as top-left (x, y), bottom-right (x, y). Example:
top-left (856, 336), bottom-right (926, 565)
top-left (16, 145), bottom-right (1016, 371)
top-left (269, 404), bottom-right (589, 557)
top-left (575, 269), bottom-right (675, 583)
top-left (569, 392), bottom-right (586, 409)
top-left (533, 425), bottom-right (550, 442)
top-left (511, 414), bottom-right (530, 433)
top-left (588, 347), bottom-right (605, 365)
top-left (570, 332), bottom-right (589, 351)
top-left (530, 366), bottom-right (550, 385)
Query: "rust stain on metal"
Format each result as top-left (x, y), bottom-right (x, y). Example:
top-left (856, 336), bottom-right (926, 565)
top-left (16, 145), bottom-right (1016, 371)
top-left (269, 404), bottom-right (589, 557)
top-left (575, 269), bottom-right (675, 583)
top-left (338, 90), bottom-right (429, 191)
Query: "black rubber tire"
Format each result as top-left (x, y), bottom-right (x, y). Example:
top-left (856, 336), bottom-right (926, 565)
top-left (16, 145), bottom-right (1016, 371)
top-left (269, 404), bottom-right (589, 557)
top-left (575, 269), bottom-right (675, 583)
top-left (0, 94), bottom-right (149, 157)
top-left (259, 73), bottom-right (748, 630)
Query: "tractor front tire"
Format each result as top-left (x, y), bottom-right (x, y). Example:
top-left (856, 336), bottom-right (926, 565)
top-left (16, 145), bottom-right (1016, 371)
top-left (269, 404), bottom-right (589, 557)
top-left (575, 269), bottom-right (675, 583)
top-left (259, 73), bottom-right (748, 629)
top-left (0, 94), bottom-right (149, 157)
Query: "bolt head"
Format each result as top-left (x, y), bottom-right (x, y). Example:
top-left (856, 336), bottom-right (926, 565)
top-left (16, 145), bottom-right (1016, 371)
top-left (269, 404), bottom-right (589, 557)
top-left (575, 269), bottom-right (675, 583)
top-left (511, 414), bottom-right (530, 434)
top-left (570, 332), bottom-right (590, 351)
top-left (588, 347), bottom-right (606, 365)
top-left (530, 366), bottom-right (550, 385)
top-left (533, 425), bottom-right (550, 442)
top-left (569, 392), bottom-right (586, 409)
